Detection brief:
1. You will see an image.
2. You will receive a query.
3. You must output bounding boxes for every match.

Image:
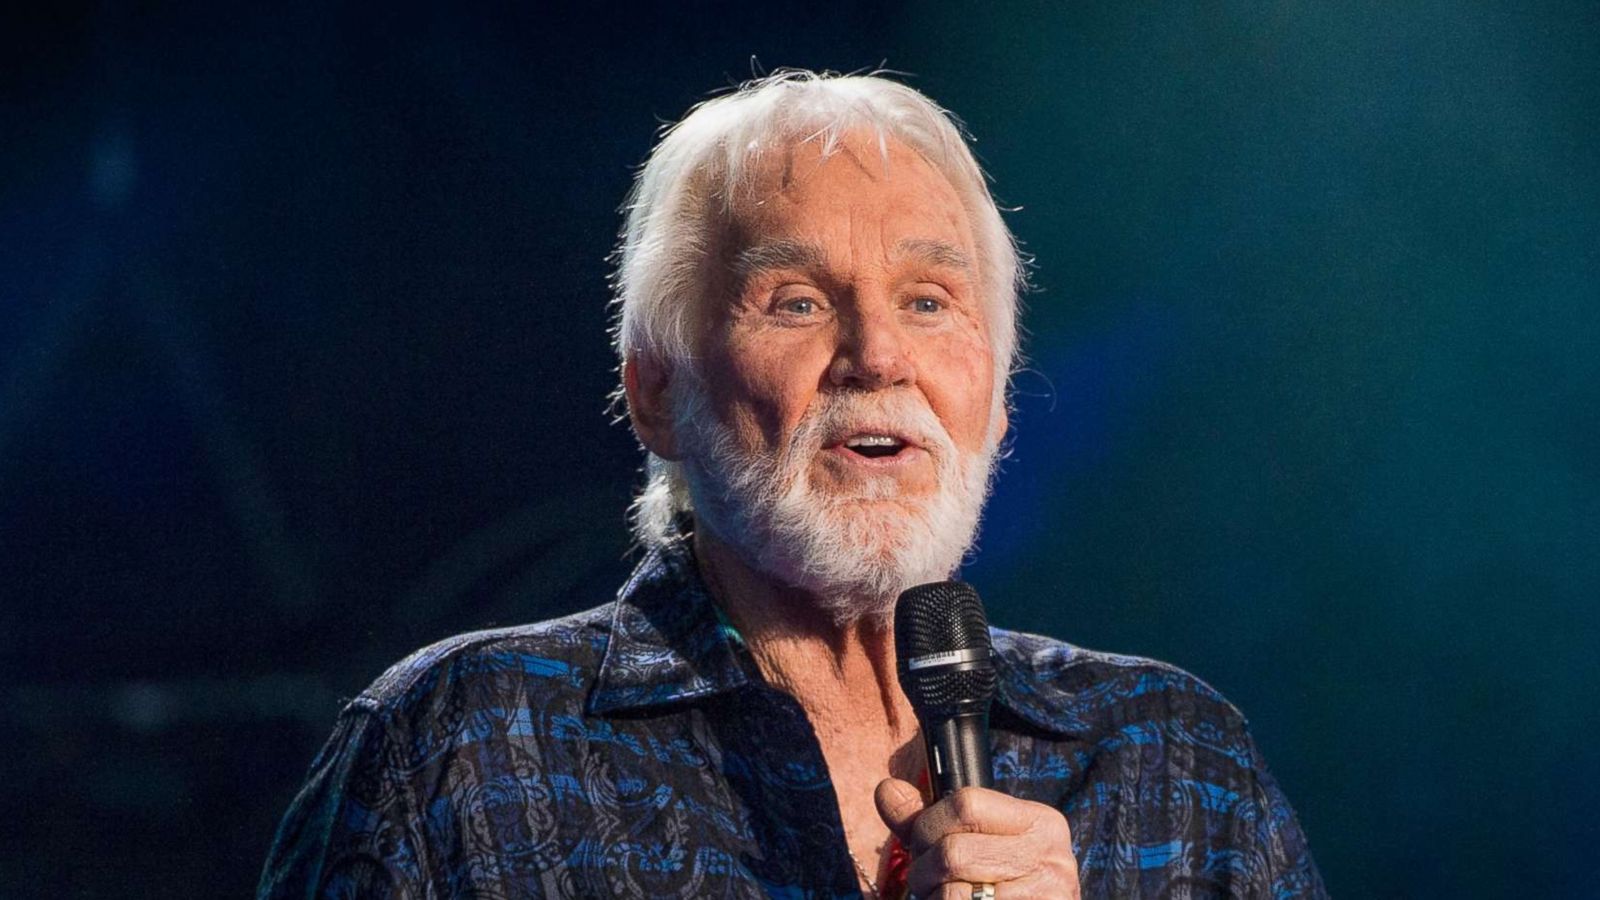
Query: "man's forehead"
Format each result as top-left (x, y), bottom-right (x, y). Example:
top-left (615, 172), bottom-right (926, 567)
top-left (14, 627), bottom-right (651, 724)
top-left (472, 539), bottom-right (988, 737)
top-left (717, 131), bottom-right (975, 275)
top-left (733, 130), bottom-right (952, 200)
top-left (731, 237), bottom-right (973, 282)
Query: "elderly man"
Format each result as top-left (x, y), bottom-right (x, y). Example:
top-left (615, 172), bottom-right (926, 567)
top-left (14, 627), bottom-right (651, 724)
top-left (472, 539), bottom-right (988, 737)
top-left (261, 72), bottom-right (1325, 899)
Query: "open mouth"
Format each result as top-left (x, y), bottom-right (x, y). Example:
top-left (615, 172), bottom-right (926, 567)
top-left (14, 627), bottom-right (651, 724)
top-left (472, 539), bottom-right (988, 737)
top-left (841, 434), bottom-right (910, 459)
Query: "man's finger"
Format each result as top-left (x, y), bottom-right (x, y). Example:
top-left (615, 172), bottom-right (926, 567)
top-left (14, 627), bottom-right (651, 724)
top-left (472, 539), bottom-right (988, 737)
top-left (907, 787), bottom-right (1036, 852)
top-left (906, 831), bottom-right (1037, 894)
top-left (874, 777), bottom-right (925, 843)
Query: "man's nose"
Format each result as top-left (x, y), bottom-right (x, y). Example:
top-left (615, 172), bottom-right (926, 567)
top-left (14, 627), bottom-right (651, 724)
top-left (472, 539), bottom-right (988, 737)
top-left (827, 305), bottom-right (916, 390)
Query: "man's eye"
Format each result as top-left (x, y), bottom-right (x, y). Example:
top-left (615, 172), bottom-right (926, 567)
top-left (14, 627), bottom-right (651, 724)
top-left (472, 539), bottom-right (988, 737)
top-left (911, 296), bottom-right (944, 314)
top-left (779, 297), bottom-right (818, 315)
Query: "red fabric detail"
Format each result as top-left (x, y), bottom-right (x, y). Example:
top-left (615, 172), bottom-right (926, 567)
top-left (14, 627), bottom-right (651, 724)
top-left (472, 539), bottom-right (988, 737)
top-left (880, 835), bottom-right (912, 899)
top-left (879, 767), bottom-right (932, 899)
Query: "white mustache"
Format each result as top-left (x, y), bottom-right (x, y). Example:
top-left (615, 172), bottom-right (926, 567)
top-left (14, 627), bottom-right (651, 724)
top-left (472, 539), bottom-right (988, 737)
top-left (784, 391), bottom-right (954, 462)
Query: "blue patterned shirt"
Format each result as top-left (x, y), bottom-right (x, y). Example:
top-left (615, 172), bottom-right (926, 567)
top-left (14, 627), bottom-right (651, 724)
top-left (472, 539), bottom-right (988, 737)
top-left (259, 543), bottom-right (1325, 898)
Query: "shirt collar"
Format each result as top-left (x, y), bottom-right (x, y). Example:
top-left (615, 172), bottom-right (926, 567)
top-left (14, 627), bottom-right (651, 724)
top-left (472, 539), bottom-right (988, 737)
top-left (587, 541), bottom-right (1079, 739)
top-left (587, 541), bottom-right (752, 715)
top-left (989, 629), bottom-right (1090, 738)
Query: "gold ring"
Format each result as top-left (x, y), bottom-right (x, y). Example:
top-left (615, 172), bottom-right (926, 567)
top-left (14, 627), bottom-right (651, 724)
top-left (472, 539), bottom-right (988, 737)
top-left (972, 885), bottom-right (996, 900)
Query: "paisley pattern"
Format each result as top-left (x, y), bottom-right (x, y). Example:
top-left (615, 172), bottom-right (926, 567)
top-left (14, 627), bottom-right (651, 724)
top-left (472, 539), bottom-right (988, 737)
top-left (259, 544), bottom-right (1325, 898)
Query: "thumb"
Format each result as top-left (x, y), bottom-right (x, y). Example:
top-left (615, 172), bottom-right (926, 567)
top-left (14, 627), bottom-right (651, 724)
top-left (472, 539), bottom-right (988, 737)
top-left (874, 777), bottom-right (925, 843)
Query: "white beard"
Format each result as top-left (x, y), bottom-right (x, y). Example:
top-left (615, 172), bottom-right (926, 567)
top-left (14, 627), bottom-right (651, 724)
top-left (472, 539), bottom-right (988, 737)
top-left (674, 379), bottom-right (999, 626)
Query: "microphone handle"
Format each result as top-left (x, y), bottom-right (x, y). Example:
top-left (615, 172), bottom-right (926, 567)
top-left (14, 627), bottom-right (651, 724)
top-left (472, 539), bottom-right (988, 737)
top-left (922, 711), bottom-right (994, 798)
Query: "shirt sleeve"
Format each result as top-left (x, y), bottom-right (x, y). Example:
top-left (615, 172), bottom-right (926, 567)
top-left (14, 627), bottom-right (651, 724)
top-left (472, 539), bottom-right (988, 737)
top-left (257, 704), bottom-right (434, 900)
top-left (1236, 730), bottom-right (1328, 899)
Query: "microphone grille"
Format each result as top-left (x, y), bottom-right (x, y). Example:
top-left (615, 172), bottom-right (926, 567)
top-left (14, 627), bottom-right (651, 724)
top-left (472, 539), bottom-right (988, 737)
top-left (894, 581), bottom-right (997, 715)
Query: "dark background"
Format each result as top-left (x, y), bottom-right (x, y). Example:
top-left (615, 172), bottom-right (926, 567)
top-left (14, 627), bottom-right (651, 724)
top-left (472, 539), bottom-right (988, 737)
top-left (3, 2), bottom-right (1596, 897)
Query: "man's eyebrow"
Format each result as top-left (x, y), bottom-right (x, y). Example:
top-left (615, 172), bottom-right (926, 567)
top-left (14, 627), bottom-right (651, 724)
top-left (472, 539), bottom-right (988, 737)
top-left (897, 238), bottom-right (972, 271)
top-left (731, 241), bottom-right (828, 282)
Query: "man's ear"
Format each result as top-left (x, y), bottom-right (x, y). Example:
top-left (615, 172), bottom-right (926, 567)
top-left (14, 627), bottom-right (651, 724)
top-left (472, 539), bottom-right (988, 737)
top-left (988, 400), bottom-right (1010, 449)
top-left (623, 350), bottom-right (681, 461)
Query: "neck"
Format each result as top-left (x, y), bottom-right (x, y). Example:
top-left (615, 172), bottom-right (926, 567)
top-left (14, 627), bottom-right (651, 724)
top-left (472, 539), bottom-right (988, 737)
top-left (692, 526), bottom-right (919, 737)
top-left (692, 524), bottom-right (925, 891)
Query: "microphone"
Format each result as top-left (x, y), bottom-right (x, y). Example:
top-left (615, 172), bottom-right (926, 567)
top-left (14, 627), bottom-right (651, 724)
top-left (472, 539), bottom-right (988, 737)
top-left (894, 581), bottom-right (998, 798)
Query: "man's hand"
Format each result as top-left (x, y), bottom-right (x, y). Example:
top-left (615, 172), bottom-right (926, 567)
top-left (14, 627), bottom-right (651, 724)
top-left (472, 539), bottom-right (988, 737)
top-left (875, 778), bottom-right (1081, 899)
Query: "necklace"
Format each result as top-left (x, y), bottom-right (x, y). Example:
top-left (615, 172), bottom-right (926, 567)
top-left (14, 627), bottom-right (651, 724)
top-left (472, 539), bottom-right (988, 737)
top-left (847, 848), bottom-right (881, 899)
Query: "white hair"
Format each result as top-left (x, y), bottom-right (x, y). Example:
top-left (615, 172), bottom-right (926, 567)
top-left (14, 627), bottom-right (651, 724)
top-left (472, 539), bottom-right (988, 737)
top-left (611, 69), bottom-right (1024, 548)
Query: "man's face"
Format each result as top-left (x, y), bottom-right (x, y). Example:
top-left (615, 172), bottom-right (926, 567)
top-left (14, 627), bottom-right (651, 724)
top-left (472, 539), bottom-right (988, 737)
top-left (673, 131), bottom-right (1002, 618)
top-left (707, 131), bottom-right (997, 492)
